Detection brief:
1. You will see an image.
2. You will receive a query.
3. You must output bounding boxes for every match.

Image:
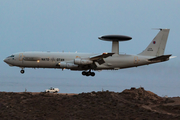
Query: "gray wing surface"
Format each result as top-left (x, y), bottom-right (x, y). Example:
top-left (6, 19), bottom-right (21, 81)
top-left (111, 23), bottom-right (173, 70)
top-left (89, 53), bottom-right (114, 65)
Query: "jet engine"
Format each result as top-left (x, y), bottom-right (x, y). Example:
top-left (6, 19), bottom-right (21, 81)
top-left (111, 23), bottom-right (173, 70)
top-left (74, 58), bottom-right (93, 65)
top-left (59, 62), bottom-right (78, 68)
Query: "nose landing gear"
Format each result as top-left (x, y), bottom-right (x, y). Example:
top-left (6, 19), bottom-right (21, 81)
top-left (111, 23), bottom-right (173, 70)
top-left (82, 70), bottom-right (95, 77)
top-left (20, 69), bottom-right (25, 74)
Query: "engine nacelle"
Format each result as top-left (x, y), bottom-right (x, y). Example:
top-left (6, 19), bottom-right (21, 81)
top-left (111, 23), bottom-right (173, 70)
top-left (59, 62), bottom-right (78, 68)
top-left (74, 58), bottom-right (93, 65)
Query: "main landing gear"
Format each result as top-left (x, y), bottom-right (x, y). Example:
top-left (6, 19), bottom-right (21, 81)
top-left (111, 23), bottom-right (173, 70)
top-left (82, 70), bottom-right (95, 77)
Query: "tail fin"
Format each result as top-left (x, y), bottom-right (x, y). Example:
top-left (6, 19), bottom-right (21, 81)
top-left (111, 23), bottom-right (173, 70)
top-left (139, 29), bottom-right (170, 56)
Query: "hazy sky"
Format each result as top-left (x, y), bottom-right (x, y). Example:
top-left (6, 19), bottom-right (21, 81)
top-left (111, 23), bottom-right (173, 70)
top-left (0, 1), bottom-right (180, 97)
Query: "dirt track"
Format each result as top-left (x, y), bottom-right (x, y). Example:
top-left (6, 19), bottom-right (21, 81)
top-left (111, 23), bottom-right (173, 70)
top-left (0, 87), bottom-right (180, 120)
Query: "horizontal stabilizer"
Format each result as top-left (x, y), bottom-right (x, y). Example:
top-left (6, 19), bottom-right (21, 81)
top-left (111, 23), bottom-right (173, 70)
top-left (148, 54), bottom-right (171, 62)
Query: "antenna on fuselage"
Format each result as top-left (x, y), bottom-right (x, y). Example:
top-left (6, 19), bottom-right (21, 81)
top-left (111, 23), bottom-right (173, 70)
top-left (98, 35), bottom-right (132, 54)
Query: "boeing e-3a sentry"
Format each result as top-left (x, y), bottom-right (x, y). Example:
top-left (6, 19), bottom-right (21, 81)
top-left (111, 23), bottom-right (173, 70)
top-left (4, 29), bottom-right (174, 77)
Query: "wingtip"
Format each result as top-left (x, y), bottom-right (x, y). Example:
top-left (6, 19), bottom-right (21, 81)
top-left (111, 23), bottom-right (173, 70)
top-left (170, 56), bottom-right (177, 59)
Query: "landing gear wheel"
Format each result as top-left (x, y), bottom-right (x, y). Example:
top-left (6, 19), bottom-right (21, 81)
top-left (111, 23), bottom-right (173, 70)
top-left (86, 72), bottom-right (91, 76)
top-left (20, 70), bottom-right (25, 74)
top-left (91, 72), bottom-right (95, 77)
top-left (82, 71), bottom-right (86, 76)
top-left (82, 70), bottom-right (95, 77)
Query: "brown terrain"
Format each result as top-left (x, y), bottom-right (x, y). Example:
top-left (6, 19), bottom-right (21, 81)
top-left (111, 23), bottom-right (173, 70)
top-left (0, 87), bottom-right (180, 120)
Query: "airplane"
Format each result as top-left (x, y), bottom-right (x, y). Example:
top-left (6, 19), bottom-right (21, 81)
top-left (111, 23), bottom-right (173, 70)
top-left (4, 29), bottom-right (174, 77)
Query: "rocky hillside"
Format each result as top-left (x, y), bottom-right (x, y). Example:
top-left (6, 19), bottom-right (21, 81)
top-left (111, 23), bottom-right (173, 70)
top-left (0, 87), bottom-right (180, 120)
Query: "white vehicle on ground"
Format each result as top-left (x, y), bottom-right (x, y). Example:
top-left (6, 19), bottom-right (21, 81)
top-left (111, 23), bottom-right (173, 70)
top-left (45, 87), bottom-right (59, 93)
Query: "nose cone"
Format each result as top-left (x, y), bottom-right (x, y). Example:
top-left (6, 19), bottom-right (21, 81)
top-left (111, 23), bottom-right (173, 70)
top-left (4, 58), bottom-right (13, 66)
top-left (4, 58), bottom-right (8, 63)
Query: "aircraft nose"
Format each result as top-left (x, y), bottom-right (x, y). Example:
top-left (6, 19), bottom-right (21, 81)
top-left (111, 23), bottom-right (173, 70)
top-left (4, 57), bottom-right (14, 66)
top-left (4, 58), bottom-right (8, 63)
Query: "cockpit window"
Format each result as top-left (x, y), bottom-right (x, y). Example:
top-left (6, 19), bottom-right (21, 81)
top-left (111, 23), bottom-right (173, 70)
top-left (8, 55), bottom-right (15, 58)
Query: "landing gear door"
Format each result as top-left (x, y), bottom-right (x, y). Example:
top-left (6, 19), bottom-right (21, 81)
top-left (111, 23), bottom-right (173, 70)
top-left (19, 53), bottom-right (24, 61)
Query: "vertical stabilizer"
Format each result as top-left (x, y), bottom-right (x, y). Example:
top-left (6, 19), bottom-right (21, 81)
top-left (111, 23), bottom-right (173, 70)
top-left (139, 29), bottom-right (170, 56)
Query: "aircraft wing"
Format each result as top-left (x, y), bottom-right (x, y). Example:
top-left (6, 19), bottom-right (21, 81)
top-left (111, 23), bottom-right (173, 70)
top-left (89, 53), bottom-right (114, 64)
top-left (148, 54), bottom-right (172, 62)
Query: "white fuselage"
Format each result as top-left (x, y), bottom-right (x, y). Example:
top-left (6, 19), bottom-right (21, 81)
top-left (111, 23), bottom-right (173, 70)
top-left (4, 52), bottom-right (153, 70)
top-left (3, 29), bottom-right (171, 76)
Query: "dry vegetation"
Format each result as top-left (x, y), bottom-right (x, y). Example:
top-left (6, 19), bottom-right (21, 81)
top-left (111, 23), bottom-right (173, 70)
top-left (0, 88), bottom-right (180, 120)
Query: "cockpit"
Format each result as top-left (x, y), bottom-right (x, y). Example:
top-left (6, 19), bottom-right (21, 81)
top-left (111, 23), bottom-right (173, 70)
top-left (4, 54), bottom-right (15, 66)
top-left (7, 55), bottom-right (15, 58)
top-left (7, 55), bottom-right (15, 60)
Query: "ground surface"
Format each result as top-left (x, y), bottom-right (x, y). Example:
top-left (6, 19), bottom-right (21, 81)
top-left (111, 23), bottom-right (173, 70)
top-left (0, 88), bottom-right (180, 120)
